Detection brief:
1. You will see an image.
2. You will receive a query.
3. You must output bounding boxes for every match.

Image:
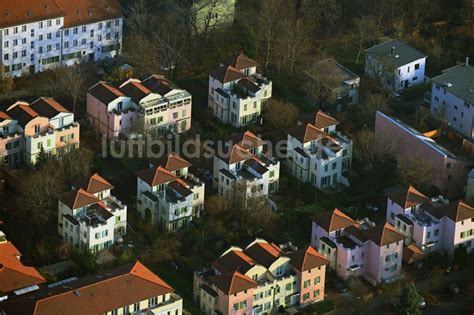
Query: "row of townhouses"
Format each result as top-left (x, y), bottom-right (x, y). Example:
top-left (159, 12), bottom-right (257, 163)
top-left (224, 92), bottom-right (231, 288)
top-left (0, 0), bottom-right (122, 78)
top-left (0, 97), bottom-right (79, 166)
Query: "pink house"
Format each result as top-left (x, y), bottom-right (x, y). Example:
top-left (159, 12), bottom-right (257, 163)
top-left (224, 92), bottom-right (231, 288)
top-left (193, 239), bottom-right (328, 314)
top-left (87, 75), bottom-right (192, 139)
top-left (0, 111), bottom-right (23, 166)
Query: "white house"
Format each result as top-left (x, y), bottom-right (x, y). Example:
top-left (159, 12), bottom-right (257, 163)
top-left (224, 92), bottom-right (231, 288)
top-left (286, 111), bottom-right (352, 190)
top-left (311, 209), bottom-right (405, 285)
top-left (208, 53), bottom-right (272, 127)
top-left (429, 62), bottom-right (474, 139)
top-left (0, 0), bottom-right (123, 78)
top-left (212, 131), bottom-right (280, 202)
top-left (57, 173), bottom-right (127, 252)
top-left (364, 39), bottom-right (427, 92)
top-left (386, 186), bottom-right (474, 257)
top-left (136, 153), bottom-right (205, 232)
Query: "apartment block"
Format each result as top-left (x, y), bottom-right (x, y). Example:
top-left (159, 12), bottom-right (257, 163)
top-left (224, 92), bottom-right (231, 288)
top-left (87, 75), bottom-right (192, 139)
top-left (0, 0), bottom-right (123, 78)
top-left (194, 239), bottom-right (328, 315)
top-left (1, 97), bottom-right (79, 166)
top-left (136, 153), bottom-right (205, 232)
top-left (364, 39), bottom-right (426, 92)
top-left (0, 232), bottom-right (45, 302)
top-left (0, 261), bottom-right (183, 315)
top-left (213, 131), bottom-right (280, 202)
top-left (57, 173), bottom-right (127, 252)
top-left (387, 186), bottom-right (474, 259)
top-left (429, 62), bottom-right (474, 139)
top-left (208, 53), bottom-right (272, 127)
top-left (311, 209), bottom-right (405, 285)
top-left (286, 111), bottom-right (352, 190)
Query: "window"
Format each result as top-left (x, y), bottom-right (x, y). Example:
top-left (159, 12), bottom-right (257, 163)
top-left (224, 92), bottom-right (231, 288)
top-left (47, 33), bottom-right (51, 39)
top-left (13, 27), bottom-right (18, 34)
top-left (64, 42), bottom-right (69, 48)
top-left (82, 25), bottom-right (87, 32)
top-left (39, 35), bottom-right (43, 41)
top-left (98, 22), bottom-right (103, 29)
top-left (133, 303), bottom-right (140, 312)
top-left (13, 39), bottom-right (18, 46)
top-left (415, 63), bottom-right (420, 70)
top-left (332, 162), bottom-right (337, 170)
top-left (56, 18), bottom-right (61, 25)
top-left (73, 27), bottom-right (78, 34)
top-left (313, 289), bottom-right (320, 298)
top-left (115, 19), bottom-right (120, 26)
top-left (303, 292), bottom-right (310, 301)
top-left (148, 297), bottom-right (158, 307)
top-left (64, 29), bottom-right (69, 36)
top-left (276, 266), bottom-right (283, 276)
top-left (303, 279), bottom-right (310, 288)
top-left (285, 283), bottom-right (292, 291)
top-left (314, 276), bottom-right (320, 285)
top-left (173, 112), bottom-right (178, 119)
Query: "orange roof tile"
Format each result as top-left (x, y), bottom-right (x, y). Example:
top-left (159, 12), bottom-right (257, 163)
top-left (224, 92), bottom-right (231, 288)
top-left (135, 166), bottom-right (178, 187)
top-left (311, 208), bottom-right (357, 232)
top-left (55, 0), bottom-right (122, 28)
top-left (208, 271), bottom-right (256, 295)
top-left (289, 246), bottom-right (329, 272)
top-left (363, 223), bottom-right (405, 246)
top-left (388, 186), bottom-right (429, 209)
top-left (70, 173), bottom-right (114, 194)
top-left (148, 153), bottom-right (192, 172)
top-left (59, 188), bottom-right (100, 209)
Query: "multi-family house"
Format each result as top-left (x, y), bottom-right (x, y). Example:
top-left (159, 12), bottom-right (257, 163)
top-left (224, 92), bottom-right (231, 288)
top-left (208, 53), bottom-right (272, 127)
top-left (386, 185), bottom-right (474, 258)
top-left (87, 75), bottom-right (192, 139)
top-left (364, 38), bottom-right (427, 92)
top-left (1, 97), bottom-right (79, 166)
top-left (374, 111), bottom-right (468, 197)
top-left (213, 131), bottom-right (280, 202)
top-left (311, 209), bottom-right (405, 285)
top-left (428, 61), bottom-right (474, 139)
top-left (0, 261), bottom-right (184, 315)
top-left (194, 239), bottom-right (328, 315)
top-left (0, 0), bottom-right (123, 78)
top-left (57, 173), bottom-right (127, 252)
top-left (286, 111), bottom-right (352, 190)
top-left (136, 153), bottom-right (205, 232)
top-left (0, 232), bottom-right (45, 302)
top-left (304, 59), bottom-right (360, 113)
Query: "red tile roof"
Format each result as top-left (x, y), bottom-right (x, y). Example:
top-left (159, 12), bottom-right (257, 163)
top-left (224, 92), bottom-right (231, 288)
top-left (245, 241), bottom-right (281, 268)
top-left (70, 173), bottom-right (114, 195)
top-left (0, 242), bottom-right (45, 295)
top-left (0, 112), bottom-right (12, 122)
top-left (6, 102), bottom-right (40, 128)
top-left (299, 111), bottom-right (339, 129)
top-left (222, 53), bottom-right (258, 70)
top-left (289, 246), bottom-right (329, 272)
top-left (119, 79), bottom-right (151, 104)
top-left (135, 166), bottom-right (178, 187)
top-left (88, 81), bottom-right (124, 105)
top-left (217, 144), bottom-right (254, 165)
top-left (148, 153), bottom-right (192, 172)
top-left (30, 97), bottom-right (68, 119)
top-left (229, 131), bottom-right (264, 151)
top-left (388, 186), bottom-right (429, 209)
top-left (208, 271), bottom-right (256, 295)
top-left (0, 261), bottom-right (173, 315)
top-left (311, 208), bottom-right (357, 232)
top-left (402, 244), bottom-right (427, 264)
top-left (363, 223), bottom-right (405, 246)
top-left (287, 123), bottom-right (329, 143)
top-left (0, 0), bottom-right (63, 28)
top-left (213, 249), bottom-right (255, 274)
top-left (55, 0), bottom-right (122, 28)
top-left (429, 199), bottom-right (474, 222)
top-left (209, 65), bottom-right (245, 83)
top-left (59, 188), bottom-right (101, 209)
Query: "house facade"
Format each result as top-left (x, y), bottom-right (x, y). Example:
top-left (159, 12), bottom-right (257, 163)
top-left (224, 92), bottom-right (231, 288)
top-left (286, 111), bottom-right (352, 190)
top-left (57, 173), bottom-right (127, 252)
top-left (304, 59), bottom-right (360, 113)
top-left (311, 209), bottom-right (405, 285)
top-left (429, 63), bottom-right (474, 139)
top-left (213, 131), bottom-right (280, 202)
top-left (0, 232), bottom-right (45, 302)
top-left (194, 239), bottom-right (328, 315)
top-left (136, 153), bottom-right (205, 232)
top-left (374, 111), bottom-right (467, 198)
top-left (387, 186), bottom-right (474, 257)
top-left (0, 0), bottom-right (123, 78)
top-left (208, 53), bottom-right (272, 127)
top-left (364, 39), bottom-right (426, 93)
top-left (1, 97), bottom-right (79, 166)
top-left (0, 261), bottom-right (183, 315)
top-left (87, 75), bottom-right (192, 139)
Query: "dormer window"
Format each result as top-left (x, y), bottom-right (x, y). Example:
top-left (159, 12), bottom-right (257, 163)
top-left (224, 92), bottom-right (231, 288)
top-left (117, 102), bottom-right (123, 111)
top-left (34, 124), bottom-right (40, 134)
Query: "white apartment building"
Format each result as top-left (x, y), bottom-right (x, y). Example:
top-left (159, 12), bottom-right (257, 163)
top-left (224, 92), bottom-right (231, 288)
top-left (136, 153), bottom-right (205, 232)
top-left (387, 186), bottom-right (474, 257)
top-left (286, 111), bottom-right (352, 189)
top-left (365, 39), bottom-right (427, 92)
top-left (429, 62), bottom-right (474, 139)
top-left (311, 209), bottom-right (405, 285)
top-left (208, 53), bottom-right (272, 127)
top-left (2, 97), bottom-right (79, 166)
top-left (57, 173), bottom-right (127, 252)
top-left (0, 0), bottom-right (123, 78)
top-left (212, 131), bottom-right (280, 202)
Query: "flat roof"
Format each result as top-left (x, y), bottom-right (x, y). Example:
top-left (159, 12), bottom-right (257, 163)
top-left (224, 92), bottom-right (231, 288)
top-left (365, 38), bottom-right (426, 68)
top-left (432, 64), bottom-right (474, 104)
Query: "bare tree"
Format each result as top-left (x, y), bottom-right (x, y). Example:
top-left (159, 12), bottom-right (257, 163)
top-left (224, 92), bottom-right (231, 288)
top-left (397, 155), bottom-right (435, 191)
top-left (353, 16), bottom-right (381, 64)
top-left (258, 0), bottom-right (283, 71)
top-left (263, 99), bottom-right (299, 131)
top-left (128, 0), bottom-right (154, 35)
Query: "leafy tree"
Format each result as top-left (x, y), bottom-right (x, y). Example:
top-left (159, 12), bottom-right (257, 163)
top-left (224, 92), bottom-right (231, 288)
top-left (71, 248), bottom-right (98, 275)
top-left (35, 146), bottom-right (50, 169)
top-left (397, 282), bottom-right (421, 315)
top-left (239, 22), bottom-right (258, 59)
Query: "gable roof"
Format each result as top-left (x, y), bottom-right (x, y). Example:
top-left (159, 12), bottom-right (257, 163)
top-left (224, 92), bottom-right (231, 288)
top-left (88, 81), bottom-right (125, 105)
top-left (245, 241), bottom-right (281, 268)
top-left (148, 153), bottom-right (192, 172)
top-left (55, 0), bottom-right (122, 28)
top-left (119, 79), bottom-right (151, 104)
top-left (69, 173), bottom-right (114, 195)
top-left (387, 186), bottom-right (429, 209)
top-left (0, 0), bottom-right (63, 28)
top-left (59, 188), bottom-right (100, 209)
top-left (135, 166), bottom-right (177, 187)
top-left (213, 249), bottom-right (255, 274)
top-left (289, 246), bottom-right (329, 272)
top-left (222, 53), bottom-right (258, 70)
top-left (0, 261), bottom-right (173, 315)
top-left (287, 123), bottom-right (329, 143)
top-left (229, 131), bottom-right (264, 150)
top-left (0, 111), bottom-right (12, 122)
top-left (30, 97), bottom-right (68, 119)
top-left (365, 38), bottom-right (426, 68)
top-left (142, 75), bottom-right (179, 96)
top-left (299, 111), bottom-right (339, 129)
top-left (0, 242), bottom-right (45, 295)
top-left (6, 103), bottom-right (39, 128)
top-left (208, 271), bottom-right (256, 295)
top-left (209, 65), bottom-right (245, 84)
top-left (429, 199), bottom-right (474, 222)
top-left (311, 208), bottom-right (356, 232)
top-left (402, 244), bottom-right (427, 264)
top-left (363, 223), bottom-right (405, 246)
top-left (217, 144), bottom-right (254, 165)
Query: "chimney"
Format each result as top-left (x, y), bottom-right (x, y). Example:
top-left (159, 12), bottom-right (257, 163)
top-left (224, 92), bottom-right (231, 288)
top-left (390, 47), bottom-right (395, 56)
top-left (466, 57), bottom-right (469, 66)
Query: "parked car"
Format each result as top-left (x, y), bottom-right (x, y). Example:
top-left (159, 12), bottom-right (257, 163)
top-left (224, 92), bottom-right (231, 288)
top-left (446, 281), bottom-right (460, 294)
